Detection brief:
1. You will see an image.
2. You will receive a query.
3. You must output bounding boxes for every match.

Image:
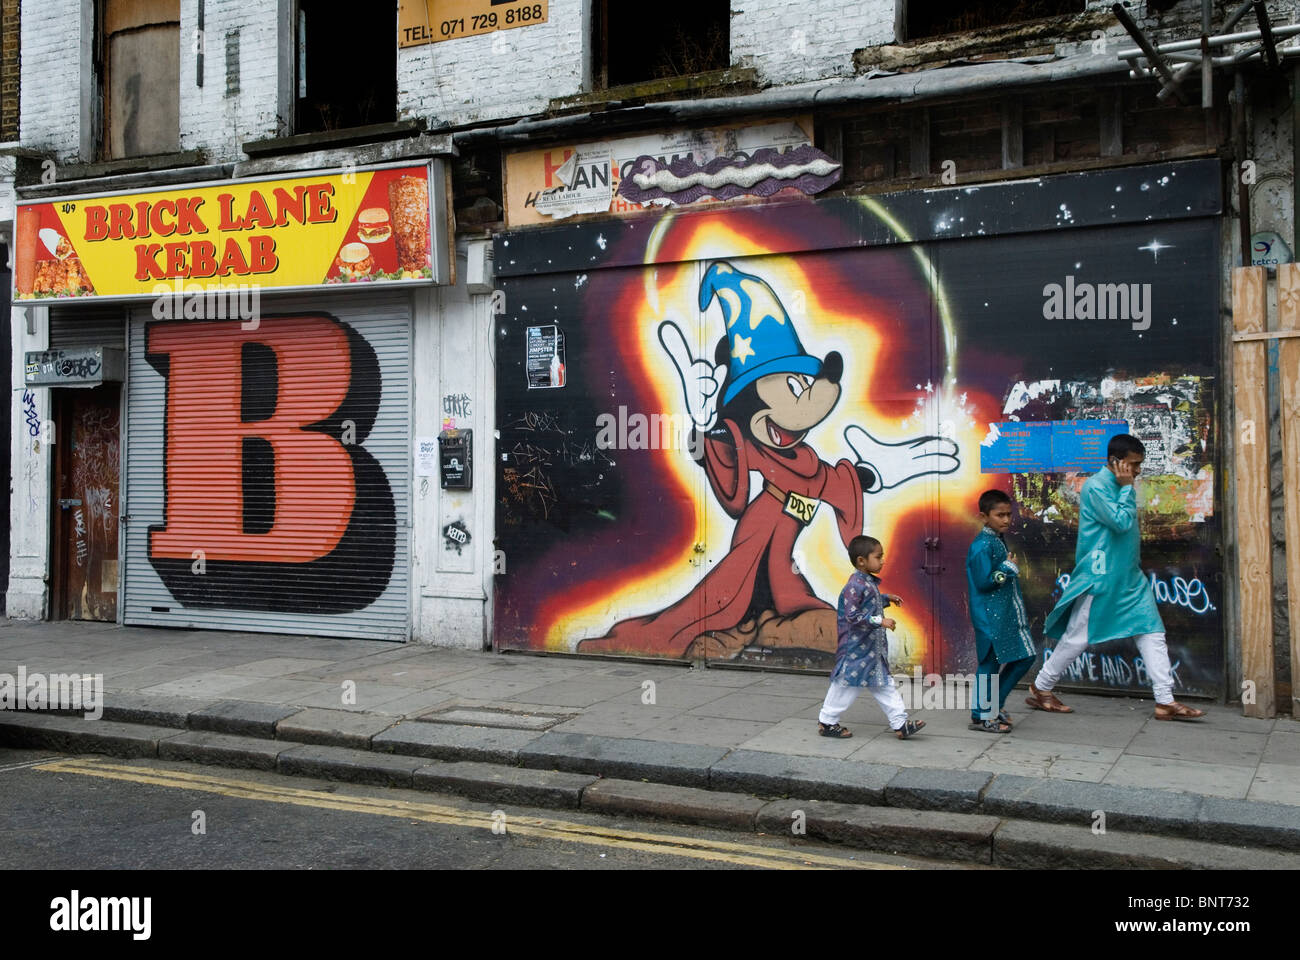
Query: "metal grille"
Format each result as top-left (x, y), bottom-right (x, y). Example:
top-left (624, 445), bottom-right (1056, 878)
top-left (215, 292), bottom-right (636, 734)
top-left (122, 292), bottom-right (412, 641)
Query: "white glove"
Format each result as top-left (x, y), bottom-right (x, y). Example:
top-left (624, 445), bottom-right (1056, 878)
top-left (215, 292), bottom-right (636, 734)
top-left (845, 425), bottom-right (960, 493)
top-left (659, 320), bottom-right (728, 431)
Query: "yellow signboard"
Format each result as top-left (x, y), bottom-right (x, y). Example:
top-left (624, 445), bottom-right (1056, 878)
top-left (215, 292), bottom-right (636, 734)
top-left (13, 164), bottom-right (443, 301)
top-left (399, 0), bottom-right (549, 48)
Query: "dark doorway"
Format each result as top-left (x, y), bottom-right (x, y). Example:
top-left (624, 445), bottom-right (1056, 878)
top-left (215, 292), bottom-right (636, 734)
top-left (51, 385), bottom-right (122, 621)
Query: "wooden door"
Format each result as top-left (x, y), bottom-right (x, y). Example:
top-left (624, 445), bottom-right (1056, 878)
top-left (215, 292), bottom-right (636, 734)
top-left (53, 385), bottom-right (121, 621)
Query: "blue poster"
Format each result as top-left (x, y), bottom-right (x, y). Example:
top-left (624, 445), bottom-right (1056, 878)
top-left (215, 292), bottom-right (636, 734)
top-left (980, 421), bottom-right (1053, 473)
top-left (1050, 419), bottom-right (1130, 473)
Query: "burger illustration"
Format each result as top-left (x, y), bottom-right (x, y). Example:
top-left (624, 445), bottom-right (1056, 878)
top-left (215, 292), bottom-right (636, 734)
top-left (334, 241), bottom-right (374, 279)
top-left (356, 207), bottom-right (391, 244)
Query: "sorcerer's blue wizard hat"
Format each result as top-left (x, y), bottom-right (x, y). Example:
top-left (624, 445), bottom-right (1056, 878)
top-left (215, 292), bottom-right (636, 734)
top-left (699, 261), bottom-right (822, 405)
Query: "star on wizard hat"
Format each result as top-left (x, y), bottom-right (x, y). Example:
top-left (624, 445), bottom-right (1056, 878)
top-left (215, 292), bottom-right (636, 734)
top-left (699, 261), bottom-right (822, 405)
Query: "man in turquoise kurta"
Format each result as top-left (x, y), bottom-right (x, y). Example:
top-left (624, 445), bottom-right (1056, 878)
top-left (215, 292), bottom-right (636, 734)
top-left (1025, 434), bottom-right (1205, 720)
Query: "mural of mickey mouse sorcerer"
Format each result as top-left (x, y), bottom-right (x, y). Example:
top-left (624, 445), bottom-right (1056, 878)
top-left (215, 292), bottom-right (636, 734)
top-left (576, 260), bottom-right (960, 660)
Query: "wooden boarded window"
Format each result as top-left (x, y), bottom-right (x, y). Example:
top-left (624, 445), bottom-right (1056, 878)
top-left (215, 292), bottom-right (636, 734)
top-left (906, 1), bottom-right (1082, 40)
top-left (98, 0), bottom-right (181, 159)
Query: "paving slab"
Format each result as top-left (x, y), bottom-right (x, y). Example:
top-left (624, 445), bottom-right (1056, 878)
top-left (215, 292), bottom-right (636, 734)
top-left (1262, 732), bottom-right (1300, 764)
top-left (710, 749), bottom-right (898, 804)
top-left (0, 711), bottom-right (179, 758)
top-left (736, 716), bottom-right (866, 759)
top-left (274, 707), bottom-right (398, 749)
top-left (756, 798), bottom-right (999, 863)
top-left (583, 779), bottom-right (766, 829)
top-left (190, 700), bottom-right (303, 738)
top-left (509, 678), bottom-right (646, 708)
top-left (277, 743), bottom-right (425, 788)
top-left (1197, 796), bottom-right (1300, 851)
top-left (1126, 724), bottom-right (1268, 766)
top-left (549, 709), bottom-right (679, 739)
top-left (982, 773), bottom-right (1203, 837)
top-left (158, 730), bottom-right (290, 770)
top-left (687, 691), bottom-right (821, 723)
top-left (219, 677), bottom-right (339, 705)
top-left (992, 818), bottom-right (1300, 870)
top-left (412, 762), bottom-right (597, 809)
top-left (518, 732), bottom-right (729, 788)
top-left (849, 732), bottom-right (990, 769)
top-left (417, 707), bottom-right (570, 731)
top-left (220, 657), bottom-right (340, 678)
top-left (638, 716), bottom-right (774, 747)
top-left (100, 692), bottom-right (221, 729)
top-left (884, 767), bottom-right (994, 813)
top-left (1104, 755), bottom-right (1255, 799)
top-left (139, 672), bottom-right (266, 699)
top-left (1246, 762), bottom-right (1300, 806)
top-left (372, 721), bottom-right (544, 764)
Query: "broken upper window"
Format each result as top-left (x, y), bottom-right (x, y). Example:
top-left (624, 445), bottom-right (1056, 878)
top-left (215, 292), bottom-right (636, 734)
top-left (295, 0), bottom-right (397, 133)
top-left (593, 0), bottom-right (729, 89)
top-left (906, 0), bottom-right (1084, 40)
top-left (96, 0), bottom-right (181, 159)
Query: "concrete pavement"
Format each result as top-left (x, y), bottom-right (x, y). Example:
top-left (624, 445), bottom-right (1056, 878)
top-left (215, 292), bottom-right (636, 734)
top-left (2, 618), bottom-right (1298, 862)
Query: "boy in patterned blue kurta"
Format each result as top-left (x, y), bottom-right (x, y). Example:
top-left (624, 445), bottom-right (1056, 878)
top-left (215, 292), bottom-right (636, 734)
top-left (816, 535), bottom-right (925, 740)
top-left (965, 490), bottom-right (1037, 733)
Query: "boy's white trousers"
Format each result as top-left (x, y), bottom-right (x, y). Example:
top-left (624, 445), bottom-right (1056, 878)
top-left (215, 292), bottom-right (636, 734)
top-left (819, 681), bottom-right (908, 730)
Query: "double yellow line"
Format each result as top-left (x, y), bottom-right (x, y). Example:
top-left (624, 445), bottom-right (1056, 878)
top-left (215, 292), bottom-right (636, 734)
top-left (37, 758), bottom-right (902, 870)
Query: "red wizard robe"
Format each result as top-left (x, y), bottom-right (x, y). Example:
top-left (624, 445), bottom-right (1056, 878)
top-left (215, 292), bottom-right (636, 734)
top-left (577, 419), bottom-right (864, 657)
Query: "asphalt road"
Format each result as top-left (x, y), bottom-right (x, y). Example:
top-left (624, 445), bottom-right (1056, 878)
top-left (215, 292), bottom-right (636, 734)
top-left (0, 747), bottom-right (981, 871)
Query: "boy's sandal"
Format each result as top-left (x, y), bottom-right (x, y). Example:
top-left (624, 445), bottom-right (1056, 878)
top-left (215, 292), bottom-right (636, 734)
top-left (968, 718), bottom-right (1012, 733)
top-left (893, 719), bottom-right (926, 740)
top-left (997, 709), bottom-right (1014, 727)
top-left (818, 722), bottom-right (853, 738)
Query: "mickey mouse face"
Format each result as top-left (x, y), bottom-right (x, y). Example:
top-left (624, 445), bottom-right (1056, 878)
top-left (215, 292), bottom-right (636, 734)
top-left (749, 353), bottom-right (843, 449)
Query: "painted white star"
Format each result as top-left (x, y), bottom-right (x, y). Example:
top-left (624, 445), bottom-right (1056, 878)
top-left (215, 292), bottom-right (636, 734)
top-left (731, 334), bottom-right (755, 364)
top-left (1139, 239), bottom-right (1173, 262)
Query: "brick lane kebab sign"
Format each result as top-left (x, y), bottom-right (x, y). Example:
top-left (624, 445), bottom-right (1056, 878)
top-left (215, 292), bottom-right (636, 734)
top-left (12, 164), bottom-right (437, 301)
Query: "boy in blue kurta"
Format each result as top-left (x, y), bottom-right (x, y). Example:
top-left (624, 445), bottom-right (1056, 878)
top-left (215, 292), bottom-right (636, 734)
top-left (966, 490), bottom-right (1036, 733)
top-left (816, 535), bottom-right (925, 740)
top-left (1025, 434), bottom-right (1204, 720)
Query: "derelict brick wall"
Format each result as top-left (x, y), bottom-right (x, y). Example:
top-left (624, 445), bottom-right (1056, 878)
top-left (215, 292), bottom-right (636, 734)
top-left (19, 0), bottom-right (80, 161)
top-left (179, 0), bottom-right (282, 162)
top-left (732, 0), bottom-right (894, 84)
top-left (398, 0), bottom-right (589, 126)
top-left (2, 0), bottom-right (19, 142)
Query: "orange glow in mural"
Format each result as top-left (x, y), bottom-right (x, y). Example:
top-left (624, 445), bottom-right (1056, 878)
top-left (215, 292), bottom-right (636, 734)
top-left (521, 205), bottom-right (996, 670)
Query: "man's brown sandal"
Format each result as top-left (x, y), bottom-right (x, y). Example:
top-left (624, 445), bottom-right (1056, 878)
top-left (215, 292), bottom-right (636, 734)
top-left (1024, 684), bottom-right (1074, 713)
top-left (1154, 701), bottom-right (1206, 721)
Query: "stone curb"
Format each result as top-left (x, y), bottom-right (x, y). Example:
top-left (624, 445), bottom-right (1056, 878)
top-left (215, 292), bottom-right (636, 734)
top-left (756, 798), bottom-right (1000, 864)
top-left (583, 778), bottom-right (767, 829)
top-left (989, 819), bottom-right (1300, 870)
top-left (2, 706), bottom-right (1297, 854)
top-left (413, 762), bottom-right (597, 809)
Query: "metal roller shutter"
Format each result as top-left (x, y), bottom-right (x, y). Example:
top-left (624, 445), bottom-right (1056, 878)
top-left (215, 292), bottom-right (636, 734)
top-left (49, 304), bottom-right (126, 349)
top-left (122, 292), bottom-right (412, 640)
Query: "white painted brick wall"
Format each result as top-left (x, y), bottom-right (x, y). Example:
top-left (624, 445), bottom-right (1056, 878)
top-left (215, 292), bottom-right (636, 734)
top-left (179, 0), bottom-right (284, 162)
top-left (398, 0), bottom-right (589, 126)
top-left (19, 0), bottom-right (83, 161)
top-left (732, 0), bottom-right (895, 84)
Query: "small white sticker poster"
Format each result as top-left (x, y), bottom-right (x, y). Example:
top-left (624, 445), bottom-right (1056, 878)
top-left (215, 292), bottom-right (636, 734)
top-left (415, 436), bottom-right (439, 477)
